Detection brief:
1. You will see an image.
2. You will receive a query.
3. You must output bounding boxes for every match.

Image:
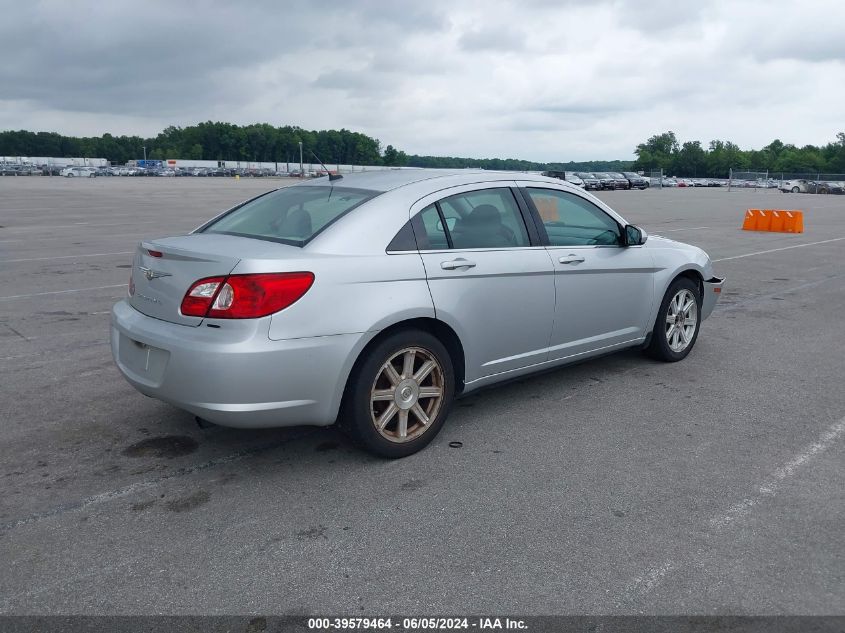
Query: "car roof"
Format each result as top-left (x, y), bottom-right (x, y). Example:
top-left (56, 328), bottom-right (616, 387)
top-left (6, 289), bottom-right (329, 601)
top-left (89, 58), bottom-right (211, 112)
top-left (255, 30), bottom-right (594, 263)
top-left (293, 168), bottom-right (561, 193)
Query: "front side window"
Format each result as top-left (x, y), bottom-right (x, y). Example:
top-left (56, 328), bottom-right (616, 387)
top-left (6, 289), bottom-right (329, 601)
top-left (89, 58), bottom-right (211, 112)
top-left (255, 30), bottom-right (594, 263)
top-left (525, 188), bottom-right (621, 246)
top-left (201, 186), bottom-right (378, 246)
top-left (416, 188), bottom-right (530, 250)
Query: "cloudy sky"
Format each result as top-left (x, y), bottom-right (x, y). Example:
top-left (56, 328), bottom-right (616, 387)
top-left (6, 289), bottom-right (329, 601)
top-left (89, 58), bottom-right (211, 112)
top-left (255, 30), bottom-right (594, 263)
top-left (2, 0), bottom-right (844, 161)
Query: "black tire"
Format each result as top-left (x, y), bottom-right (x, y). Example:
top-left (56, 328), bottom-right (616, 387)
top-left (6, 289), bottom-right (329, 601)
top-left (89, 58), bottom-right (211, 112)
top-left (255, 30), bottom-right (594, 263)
top-left (645, 277), bottom-right (702, 362)
top-left (340, 329), bottom-right (455, 458)
top-left (791, 186), bottom-right (799, 193)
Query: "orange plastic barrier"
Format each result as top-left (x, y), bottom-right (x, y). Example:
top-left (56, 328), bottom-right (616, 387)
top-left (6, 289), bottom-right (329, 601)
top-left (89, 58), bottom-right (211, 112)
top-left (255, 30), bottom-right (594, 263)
top-left (742, 209), bottom-right (804, 233)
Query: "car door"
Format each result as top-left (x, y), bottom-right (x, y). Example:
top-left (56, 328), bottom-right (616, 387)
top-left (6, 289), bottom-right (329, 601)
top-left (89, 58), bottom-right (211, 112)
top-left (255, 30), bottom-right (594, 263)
top-left (517, 184), bottom-right (656, 361)
top-left (410, 183), bottom-right (556, 383)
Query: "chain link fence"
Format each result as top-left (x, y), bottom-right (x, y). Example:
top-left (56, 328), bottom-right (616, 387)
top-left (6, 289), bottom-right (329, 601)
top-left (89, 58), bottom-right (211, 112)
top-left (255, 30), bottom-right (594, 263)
top-left (729, 168), bottom-right (845, 194)
top-left (649, 169), bottom-right (663, 189)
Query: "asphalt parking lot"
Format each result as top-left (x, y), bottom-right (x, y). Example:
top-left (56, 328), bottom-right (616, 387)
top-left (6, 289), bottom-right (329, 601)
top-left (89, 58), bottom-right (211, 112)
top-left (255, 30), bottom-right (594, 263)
top-left (1, 177), bottom-right (843, 615)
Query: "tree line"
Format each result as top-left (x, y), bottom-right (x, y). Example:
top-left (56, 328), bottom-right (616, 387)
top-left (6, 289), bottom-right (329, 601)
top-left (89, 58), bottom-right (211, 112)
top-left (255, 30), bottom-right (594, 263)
top-left (0, 122), bottom-right (393, 166)
top-left (632, 131), bottom-right (845, 177)
top-left (0, 121), bottom-right (630, 172)
top-left (3, 122), bottom-right (843, 177)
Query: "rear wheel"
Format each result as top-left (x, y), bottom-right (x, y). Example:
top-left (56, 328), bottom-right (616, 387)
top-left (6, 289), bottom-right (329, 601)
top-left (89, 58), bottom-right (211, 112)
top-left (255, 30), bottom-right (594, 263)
top-left (646, 277), bottom-right (701, 362)
top-left (791, 186), bottom-right (800, 193)
top-left (341, 329), bottom-right (454, 458)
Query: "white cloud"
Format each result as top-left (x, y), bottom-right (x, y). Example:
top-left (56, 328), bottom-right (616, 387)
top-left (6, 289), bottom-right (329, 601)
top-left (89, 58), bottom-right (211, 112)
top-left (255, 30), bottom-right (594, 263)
top-left (1, 0), bottom-right (843, 160)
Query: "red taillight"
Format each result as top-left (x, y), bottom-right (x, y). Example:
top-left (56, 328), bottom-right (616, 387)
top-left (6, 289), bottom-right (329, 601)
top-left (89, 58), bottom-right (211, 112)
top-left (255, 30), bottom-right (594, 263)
top-left (148, 250), bottom-right (163, 258)
top-left (180, 272), bottom-right (314, 319)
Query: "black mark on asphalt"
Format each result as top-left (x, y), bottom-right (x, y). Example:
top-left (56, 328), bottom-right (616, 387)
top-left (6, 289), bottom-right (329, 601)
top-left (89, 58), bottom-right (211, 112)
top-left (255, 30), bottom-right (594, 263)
top-left (612, 509), bottom-right (626, 517)
top-left (296, 525), bottom-right (328, 540)
top-left (130, 499), bottom-right (156, 512)
top-left (448, 441), bottom-right (463, 448)
top-left (93, 464), bottom-right (121, 477)
top-left (2, 429), bottom-right (318, 534)
top-left (116, 264), bottom-right (132, 268)
top-left (1, 323), bottom-right (29, 342)
top-left (165, 490), bottom-right (210, 513)
top-left (247, 617), bottom-right (267, 632)
top-left (122, 435), bottom-right (198, 459)
top-left (216, 472), bottom-right (238, 485)
top-left (401, 479), bottom-right (425, 491)
top-left (315, 440), bottom-right (339, 452)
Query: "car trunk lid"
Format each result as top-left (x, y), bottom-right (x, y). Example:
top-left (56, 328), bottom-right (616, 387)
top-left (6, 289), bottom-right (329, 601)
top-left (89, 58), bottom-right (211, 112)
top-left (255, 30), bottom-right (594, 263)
top-left (128, 234), bottom-right (244, 326)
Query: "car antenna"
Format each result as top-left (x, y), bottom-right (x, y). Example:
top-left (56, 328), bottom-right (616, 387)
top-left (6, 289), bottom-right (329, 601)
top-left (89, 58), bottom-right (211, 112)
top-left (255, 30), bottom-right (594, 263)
top-left (310, 151), bottom-right (342, 181)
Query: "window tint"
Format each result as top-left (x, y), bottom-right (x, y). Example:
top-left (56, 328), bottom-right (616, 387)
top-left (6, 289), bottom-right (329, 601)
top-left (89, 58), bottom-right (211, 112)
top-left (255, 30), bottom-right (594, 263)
top-left (417, 188), bottom-right (529, 250)
top-left (526, 188), bottom-right (621, 246)
top-left (201, 186), bottom-right (378, 246)
top-left (386, 220), bottom-right (418, 252)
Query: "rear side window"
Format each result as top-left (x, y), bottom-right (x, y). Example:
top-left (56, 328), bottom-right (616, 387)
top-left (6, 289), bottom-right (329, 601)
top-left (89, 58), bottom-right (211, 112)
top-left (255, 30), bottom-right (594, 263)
top-left (525, 188), bottom-right (621, 246)
top-left (200, 186), bottom-right (378, 246)
top-left (417, 188), bottom-right (530, 250)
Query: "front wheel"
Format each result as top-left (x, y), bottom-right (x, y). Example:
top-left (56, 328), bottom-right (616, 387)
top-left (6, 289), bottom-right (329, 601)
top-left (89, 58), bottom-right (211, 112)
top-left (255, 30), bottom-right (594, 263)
top-left (645, 278), bottom-right (702, 362)
top-left (341, 329), bottom-right (454, 458)
top-left (791, 186), bottom-right (800, 193)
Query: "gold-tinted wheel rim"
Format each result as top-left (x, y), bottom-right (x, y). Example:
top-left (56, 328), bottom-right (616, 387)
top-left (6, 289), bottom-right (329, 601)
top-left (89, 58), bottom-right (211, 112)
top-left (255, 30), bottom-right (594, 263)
top-left (370, 346), bottom-right (445, 443)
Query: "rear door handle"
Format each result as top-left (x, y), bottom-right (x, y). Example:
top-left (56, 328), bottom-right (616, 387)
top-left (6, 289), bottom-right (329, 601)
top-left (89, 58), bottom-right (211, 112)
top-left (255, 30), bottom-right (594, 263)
top-left (441, 258), bottom-right (476, 270)
top-left (558, 254), bottom-right (586, 265)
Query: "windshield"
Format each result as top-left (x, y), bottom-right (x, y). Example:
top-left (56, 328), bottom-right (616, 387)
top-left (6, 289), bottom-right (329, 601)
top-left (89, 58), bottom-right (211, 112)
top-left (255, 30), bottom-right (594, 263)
top-left (199, 185), bottom-right (379, 246)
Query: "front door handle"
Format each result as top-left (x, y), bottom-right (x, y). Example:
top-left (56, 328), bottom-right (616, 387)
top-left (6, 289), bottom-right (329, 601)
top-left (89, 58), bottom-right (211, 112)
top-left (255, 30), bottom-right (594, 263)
top-left (558, 254), bottom-right (586, 265)
top-left (441, 258), bottom-right (476, 270)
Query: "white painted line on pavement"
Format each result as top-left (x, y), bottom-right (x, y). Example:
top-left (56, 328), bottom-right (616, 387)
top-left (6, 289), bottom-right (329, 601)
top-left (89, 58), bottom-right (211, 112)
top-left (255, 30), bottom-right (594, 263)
top-left (710, 416), bottom-right (845, 530)
top-left (616, 414), bottom-right (845, 606)
top-left (0, 284), bottom-right (125, 301)
top-left (714, 237), bottom-right (845, 262)
top-left (2, 251), bottom-right (133, 263)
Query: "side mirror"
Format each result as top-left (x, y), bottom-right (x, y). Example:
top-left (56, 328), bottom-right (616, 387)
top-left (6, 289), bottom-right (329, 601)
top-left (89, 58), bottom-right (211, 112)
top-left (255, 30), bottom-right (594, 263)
top-left (625, 225), bottom-right (648, 246)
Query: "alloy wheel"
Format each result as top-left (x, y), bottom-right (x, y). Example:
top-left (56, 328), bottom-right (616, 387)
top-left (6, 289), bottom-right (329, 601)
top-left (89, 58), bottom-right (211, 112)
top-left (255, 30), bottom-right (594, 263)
top-left (665, 289), bottom-right (698, 353)
top-left (370, 347), bottom-right (444, 443)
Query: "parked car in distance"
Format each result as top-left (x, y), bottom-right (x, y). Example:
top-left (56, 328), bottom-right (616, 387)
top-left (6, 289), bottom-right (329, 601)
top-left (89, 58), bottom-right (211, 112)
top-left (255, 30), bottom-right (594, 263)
top-left (806, 181), bottom-right (845, 194)
top-left (111, 169), bottom-right (724, 458)
top-left (574, 172), bottom-right (601, 190)
top-left (606, 172), bottom-right (631, 190)
top-left (591, 172), bottom-right (619, 190)
top-left (564, 174), bottom-right (586, 188)
top-left (60, 167), bottom-right (97, 178)
top-left (779, 179), bottom-right (809, 193)
top-left (622, 172), bottom-right (649, 189)
top-left (541, 171), bottom-right (586, 189)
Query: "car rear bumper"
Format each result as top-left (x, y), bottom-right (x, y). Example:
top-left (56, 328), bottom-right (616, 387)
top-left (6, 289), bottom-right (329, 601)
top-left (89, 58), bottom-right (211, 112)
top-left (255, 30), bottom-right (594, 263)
top-left (110, 299), bottom-right (366, 428)
top-left (701, 277), bottom-right (725, 320)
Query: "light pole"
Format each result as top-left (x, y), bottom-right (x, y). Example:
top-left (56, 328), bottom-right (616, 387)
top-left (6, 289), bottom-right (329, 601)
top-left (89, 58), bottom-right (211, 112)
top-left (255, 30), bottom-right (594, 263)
top-left (299, 141), bottom-right (303, 176)
top-left (142, 146), bottom-right (147, 165)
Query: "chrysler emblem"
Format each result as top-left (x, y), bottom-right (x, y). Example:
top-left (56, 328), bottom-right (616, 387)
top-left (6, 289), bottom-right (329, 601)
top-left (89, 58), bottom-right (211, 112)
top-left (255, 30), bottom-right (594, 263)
top-left (139, 266), bottom-right (171, 281)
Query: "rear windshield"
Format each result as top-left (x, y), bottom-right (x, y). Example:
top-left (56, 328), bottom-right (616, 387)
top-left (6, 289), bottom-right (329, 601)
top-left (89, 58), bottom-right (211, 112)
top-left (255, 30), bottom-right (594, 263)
top-left (199, 185), bottom-right (379, 246)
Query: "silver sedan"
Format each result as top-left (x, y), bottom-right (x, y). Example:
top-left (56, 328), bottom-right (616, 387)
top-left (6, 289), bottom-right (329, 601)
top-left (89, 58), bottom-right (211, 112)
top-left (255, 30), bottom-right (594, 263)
top-left (111, 170), bottom-right (724, 457)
